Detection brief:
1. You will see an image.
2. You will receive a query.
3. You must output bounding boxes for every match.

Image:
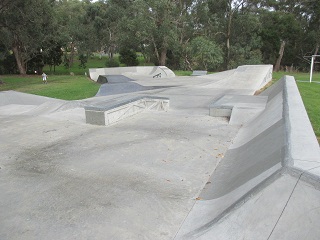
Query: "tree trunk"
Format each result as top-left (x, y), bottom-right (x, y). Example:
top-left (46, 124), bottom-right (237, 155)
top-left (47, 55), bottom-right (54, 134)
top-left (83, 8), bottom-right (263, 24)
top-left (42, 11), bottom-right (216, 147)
top-left (274, 40), bottom-right (286, 72)
top-left (159, 48), bottom-right (167, 66)
top-left (225, 10), bottom-right (233, 69)
top-left (12, 44), bottom-right (26, 75)
top-left (151, 37), bottom-right (160, 64)
top-left (314, 44), bottom-right (319, 56)
top-left (69, 41), bottom-right (75, 68)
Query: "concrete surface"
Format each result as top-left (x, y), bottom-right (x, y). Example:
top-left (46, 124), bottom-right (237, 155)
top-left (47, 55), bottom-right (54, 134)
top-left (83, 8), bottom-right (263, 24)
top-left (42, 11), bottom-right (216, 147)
top-left (175, 76), bottom-right (320, 239)
top-left (1, 65), bottom-right (319, 240)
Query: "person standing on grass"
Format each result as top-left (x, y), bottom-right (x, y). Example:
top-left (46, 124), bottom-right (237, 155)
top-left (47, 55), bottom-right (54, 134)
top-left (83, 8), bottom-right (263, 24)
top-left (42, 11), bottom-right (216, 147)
top-left (42, 72), bottom-right (47, 84)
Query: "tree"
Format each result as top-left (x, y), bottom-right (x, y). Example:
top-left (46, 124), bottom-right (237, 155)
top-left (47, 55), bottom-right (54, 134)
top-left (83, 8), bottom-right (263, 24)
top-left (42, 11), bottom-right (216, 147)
top-left (119, 48), bottom-right (139, 66)
top-left (53, 0), bottom-right (89, 69)
top-left (0, 0), bottom-right (55, 74)
top-left (44, 43), bottom-right (63, 73)
top-left (121, 0), bottom-right (191, 66)
top-left (260, 11), bottom-right (302, 71)
top-left (208, 0), bottom-right (249, 69)
top-left (186, 36), bottom-right (223, 70)
top-left (228, 12), bottom-right (263, 68)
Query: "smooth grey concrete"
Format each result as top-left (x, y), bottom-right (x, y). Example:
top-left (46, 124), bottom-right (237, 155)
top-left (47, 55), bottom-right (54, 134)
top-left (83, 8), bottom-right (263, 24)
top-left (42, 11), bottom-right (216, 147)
top-left (175, 76), bottom-right (320, 240)
top-left (1, 66), bottom-right (319, 240)
top-left (283, 76), bottom-right (320, 170)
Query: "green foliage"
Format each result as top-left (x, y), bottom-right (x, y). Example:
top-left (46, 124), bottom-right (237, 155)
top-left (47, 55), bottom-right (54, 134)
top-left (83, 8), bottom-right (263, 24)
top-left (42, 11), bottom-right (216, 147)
top-left (119, 49), bottom-right (139, 66)
top-left (0, 0), bottom-right (56, 74)
top-left (44, 44), bottom-right (63, 72)
top-left (78, 54), bottom-right (88, 69)
top-left (260, 11), bottom-right (302, 66)
top-left (1, 0), bottom-right (320, 73)
top-left (228, 13), bottom-right (263, 68)
top-left (0, 54), bottom-right (17, 74)
top-left (105, 58), bottom-right (120, 68)
top-left (187, 37), bottom-right (223, 71)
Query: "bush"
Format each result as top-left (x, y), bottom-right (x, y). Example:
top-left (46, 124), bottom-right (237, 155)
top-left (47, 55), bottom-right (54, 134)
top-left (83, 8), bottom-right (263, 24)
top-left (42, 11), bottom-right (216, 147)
top-left (78, 54), bottom-right (88, 69)
top-left (119, 49), bottom-right (139, 66)
top-left (105, 58), bottom-right (120, 67)
top-left (0, 54), bottom-right (18, 74)
top-left (186, 36), bottom-right (223, 71)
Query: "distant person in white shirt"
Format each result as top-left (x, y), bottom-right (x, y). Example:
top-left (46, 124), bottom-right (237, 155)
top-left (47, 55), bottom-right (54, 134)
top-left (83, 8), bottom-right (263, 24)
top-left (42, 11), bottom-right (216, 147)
top-left (42, 72), bottom-right (47, 84)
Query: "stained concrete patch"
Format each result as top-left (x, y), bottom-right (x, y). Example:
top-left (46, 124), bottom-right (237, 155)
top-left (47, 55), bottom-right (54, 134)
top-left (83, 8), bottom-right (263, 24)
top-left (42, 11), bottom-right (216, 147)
top-left (0, 110), bottom-right (238, 240)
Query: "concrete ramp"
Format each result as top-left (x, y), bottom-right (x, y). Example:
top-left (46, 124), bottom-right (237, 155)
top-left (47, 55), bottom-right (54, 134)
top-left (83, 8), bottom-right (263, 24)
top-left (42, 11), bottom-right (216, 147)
top-left (202, 65), bottom-right (273, 94)
top-left (175, 76), bottom-right (320, 239)
top-left (89, 66), bottom-right (175, 82)
top-left (0, 91), bottom-right (62, 106)
top-left (0, 91), bottom-right (86, 124)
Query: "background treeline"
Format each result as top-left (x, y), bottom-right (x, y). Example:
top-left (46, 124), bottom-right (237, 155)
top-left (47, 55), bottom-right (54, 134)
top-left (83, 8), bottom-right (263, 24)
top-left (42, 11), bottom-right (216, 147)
top-left (0, 0), bottom-right (319, 75)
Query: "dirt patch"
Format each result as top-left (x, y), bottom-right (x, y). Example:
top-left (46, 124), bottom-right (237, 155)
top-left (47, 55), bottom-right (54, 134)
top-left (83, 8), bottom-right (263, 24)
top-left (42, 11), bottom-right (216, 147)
top-left (254, 79), bottom-right (276, 95)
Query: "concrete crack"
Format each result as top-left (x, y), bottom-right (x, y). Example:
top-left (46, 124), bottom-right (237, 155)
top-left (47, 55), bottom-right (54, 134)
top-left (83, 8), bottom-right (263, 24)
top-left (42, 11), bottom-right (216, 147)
top-left (267, 173), bottom-right (303, 240)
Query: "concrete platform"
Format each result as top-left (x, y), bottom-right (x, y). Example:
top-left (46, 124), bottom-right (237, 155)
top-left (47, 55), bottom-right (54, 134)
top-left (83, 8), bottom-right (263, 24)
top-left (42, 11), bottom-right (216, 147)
top-left (0, 65), bottom-right (319, 240)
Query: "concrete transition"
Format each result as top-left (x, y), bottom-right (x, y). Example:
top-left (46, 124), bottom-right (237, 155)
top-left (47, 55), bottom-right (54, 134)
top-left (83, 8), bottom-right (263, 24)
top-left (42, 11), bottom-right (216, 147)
top-left (89, 66), bottom-right (176, 82)
top-left (1, 65), bottom-right (320, 240)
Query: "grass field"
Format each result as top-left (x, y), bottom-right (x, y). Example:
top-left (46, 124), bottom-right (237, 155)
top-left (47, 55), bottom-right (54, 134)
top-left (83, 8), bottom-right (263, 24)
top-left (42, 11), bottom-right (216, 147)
top-left (272, 71), bottom-right (320, 139)
top-left (0, 75), bottom-right (100, 100)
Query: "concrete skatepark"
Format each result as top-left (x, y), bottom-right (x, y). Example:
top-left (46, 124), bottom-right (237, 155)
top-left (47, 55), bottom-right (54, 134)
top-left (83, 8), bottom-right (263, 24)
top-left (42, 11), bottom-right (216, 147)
top-left (1, 65), bottom-right (320, 239)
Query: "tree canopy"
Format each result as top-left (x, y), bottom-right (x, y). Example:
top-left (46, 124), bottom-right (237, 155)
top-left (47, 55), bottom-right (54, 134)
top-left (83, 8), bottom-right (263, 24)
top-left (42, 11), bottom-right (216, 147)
top-left (0, 0), bottom-right (319, 74)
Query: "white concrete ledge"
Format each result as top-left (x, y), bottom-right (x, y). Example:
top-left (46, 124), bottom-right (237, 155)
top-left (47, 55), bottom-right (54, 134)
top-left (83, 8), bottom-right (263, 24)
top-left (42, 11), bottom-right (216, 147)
top-left (84, 96), bottom-right (169, 126)
top-left (283, 76), bottom-right (320, 171)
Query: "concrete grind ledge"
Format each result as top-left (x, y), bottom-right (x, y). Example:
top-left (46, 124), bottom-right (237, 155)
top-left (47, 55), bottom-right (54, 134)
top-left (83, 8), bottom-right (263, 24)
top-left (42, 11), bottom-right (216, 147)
top-left (175, 76), bottom-right (320, 240)
top-left (85, 96), bottom-right (169, 126)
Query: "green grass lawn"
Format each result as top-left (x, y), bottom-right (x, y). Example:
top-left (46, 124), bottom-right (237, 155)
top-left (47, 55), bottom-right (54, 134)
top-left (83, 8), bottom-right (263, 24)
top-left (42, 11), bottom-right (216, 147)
top-left (0, 75), bottom-right (100, 100)
top-left (272, 71), bottom-right (320, 139)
